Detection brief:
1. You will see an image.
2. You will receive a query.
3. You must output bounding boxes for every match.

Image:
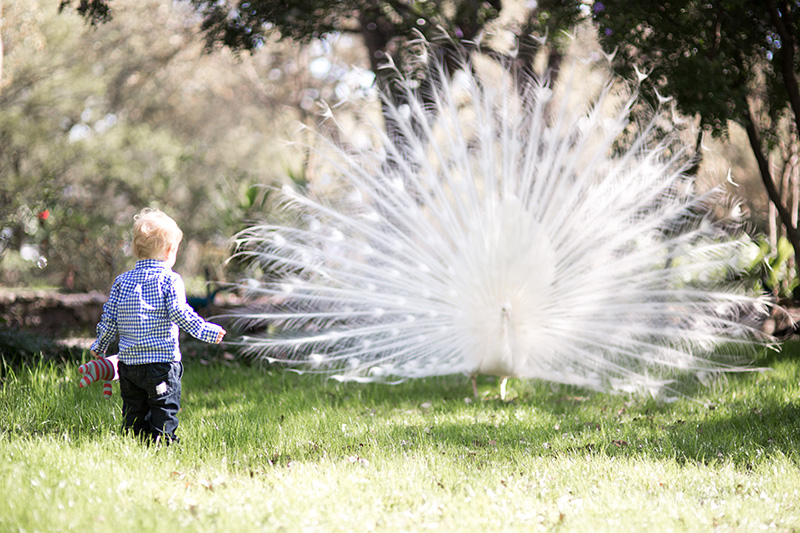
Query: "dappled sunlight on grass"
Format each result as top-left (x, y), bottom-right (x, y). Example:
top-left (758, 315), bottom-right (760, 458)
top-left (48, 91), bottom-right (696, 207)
top-left (1, 341), bottom-right (800, 530)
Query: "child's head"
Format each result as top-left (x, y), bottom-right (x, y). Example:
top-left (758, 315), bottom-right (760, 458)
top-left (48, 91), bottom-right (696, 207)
top-left (132, 208), bottom-right (183, 261)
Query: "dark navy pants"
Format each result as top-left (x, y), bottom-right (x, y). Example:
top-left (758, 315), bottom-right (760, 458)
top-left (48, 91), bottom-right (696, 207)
top-left (118, 361), bottom-right (183, 443)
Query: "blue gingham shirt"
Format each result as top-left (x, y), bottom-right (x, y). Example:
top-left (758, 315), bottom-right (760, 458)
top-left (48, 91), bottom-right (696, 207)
top-left (91, 259), bottom-right (224, 364)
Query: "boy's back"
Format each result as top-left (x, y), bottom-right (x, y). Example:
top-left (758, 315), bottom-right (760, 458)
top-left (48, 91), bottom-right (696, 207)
top-left (91, 208), bottom-right (225, 444)
top-left (97, 258), bottom-right (222, 364)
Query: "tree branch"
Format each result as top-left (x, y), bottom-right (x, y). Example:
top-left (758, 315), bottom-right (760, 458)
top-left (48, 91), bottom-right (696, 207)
top-left (744, 101), bottom-right (800, 297)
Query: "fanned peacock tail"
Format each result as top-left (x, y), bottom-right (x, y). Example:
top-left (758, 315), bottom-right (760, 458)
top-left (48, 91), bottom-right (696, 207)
top-left (231, 51), bottom-right (771, 395)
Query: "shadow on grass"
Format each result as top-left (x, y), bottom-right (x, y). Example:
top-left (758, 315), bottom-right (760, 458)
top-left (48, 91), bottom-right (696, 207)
top-left (176, 342), bottom-right (800, 468)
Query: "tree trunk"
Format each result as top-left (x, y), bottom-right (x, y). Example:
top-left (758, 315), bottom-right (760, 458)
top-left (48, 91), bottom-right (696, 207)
top-left (793, 159), bottom-right (799, 229)
top-left (0, 0), bottom-right (4, 87)
top-left (685, 127), bottom-right (705, 176)
top-left (744, 104), bottom-right (800, 299)
top-left (766, 0), bottom-right (800, 134)
top-left (358, 9), bottom-right (405, 139)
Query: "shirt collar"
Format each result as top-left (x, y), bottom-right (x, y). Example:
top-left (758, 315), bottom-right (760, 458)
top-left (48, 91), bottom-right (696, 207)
top-left (135, 258), bottom-right (170, 269)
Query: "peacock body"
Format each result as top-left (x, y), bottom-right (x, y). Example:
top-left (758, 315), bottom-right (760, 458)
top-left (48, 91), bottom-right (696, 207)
top-left (232, 53), bottom-right (770, 396)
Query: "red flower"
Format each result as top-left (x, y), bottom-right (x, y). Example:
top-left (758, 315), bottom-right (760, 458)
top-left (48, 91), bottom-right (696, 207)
top-left (38, 210), bottom-right (50, 221)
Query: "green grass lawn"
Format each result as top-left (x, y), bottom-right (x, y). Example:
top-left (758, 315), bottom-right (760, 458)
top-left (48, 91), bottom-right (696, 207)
top-left (1, 341), bottom-right (800, 532)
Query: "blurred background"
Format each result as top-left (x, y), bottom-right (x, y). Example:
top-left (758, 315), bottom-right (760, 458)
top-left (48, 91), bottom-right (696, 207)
top-left (1, 0), bottom-right (798, 339)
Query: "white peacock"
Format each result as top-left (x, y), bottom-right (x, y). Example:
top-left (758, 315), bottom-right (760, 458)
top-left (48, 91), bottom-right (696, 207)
top-left (231, 52), bottom-right (770, 399)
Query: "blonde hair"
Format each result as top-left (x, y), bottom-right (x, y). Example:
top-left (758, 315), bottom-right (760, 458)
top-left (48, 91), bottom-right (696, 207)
top-left (132, 208), bottom-right (183, 260)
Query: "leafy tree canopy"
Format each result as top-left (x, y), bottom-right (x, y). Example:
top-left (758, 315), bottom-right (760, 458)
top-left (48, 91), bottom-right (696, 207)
top-left (593, 0), bottom-right (793, 139)
top-left (61, 0), bottom-right (586, 97)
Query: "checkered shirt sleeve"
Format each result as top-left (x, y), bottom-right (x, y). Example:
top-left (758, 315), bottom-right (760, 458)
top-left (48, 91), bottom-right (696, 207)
top-left (91, 259), bottom-right (224, 364)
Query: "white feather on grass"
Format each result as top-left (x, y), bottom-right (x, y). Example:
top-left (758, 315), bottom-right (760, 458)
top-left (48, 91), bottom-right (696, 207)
top-left (230, 51), bottom-right (771, 397)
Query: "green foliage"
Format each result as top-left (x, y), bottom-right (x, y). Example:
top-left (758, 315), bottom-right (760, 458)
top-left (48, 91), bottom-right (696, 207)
top-left (742, 235), bottom-right (799, 298)
top-left (58, 0), bottom-right (112, 23)
top-left (0, 250), bottom-right (55, 288)
top-left (1, 0), bottom-right (302, 292)
top-left (0, 2), bottom-right (96, 268)
top-left (592, 0), bottom-right (787, 138)
top-left (1, 343), bottom-right (800, 530)
top-left (192, 0), bottom-right (502, 49)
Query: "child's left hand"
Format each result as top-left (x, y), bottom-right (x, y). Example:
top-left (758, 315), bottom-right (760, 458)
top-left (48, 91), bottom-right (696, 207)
top-left (215, 329), bottom-right (227, 344)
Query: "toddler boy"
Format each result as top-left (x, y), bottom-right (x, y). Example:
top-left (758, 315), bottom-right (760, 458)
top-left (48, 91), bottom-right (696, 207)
top-left (91, 208), bottom-right (225, 444)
